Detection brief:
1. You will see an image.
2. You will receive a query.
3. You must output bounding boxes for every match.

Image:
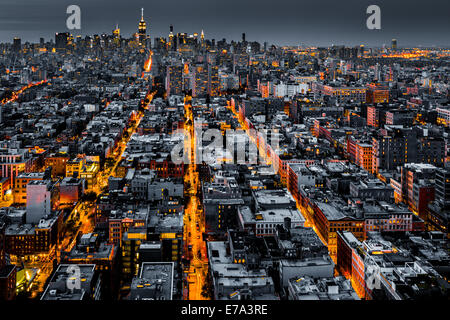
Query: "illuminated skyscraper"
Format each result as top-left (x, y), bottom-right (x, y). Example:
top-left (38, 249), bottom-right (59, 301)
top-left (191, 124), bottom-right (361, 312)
top-left (113, 23), bottom-right (120, 39)
top-left (199, 30), bottom-right (205, 50)
top-left (208, 64), bottom-right (219, 96)
top-left (166, 64), bottom-right (183, 96)
top-left (392, 38), bottom-right (397, 50)
top-left (168, 25), bottom-right (175, 51)
top-left (359, 44), bottom-right (365, 57)
top-left (138, 8), bottom-right (147, 45)
top-left (191, 63), bottom-right (208, 97)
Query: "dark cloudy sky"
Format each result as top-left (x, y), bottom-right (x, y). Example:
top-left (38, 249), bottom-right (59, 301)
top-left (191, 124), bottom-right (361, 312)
top-left (0, 0), bottom-right (449, 47)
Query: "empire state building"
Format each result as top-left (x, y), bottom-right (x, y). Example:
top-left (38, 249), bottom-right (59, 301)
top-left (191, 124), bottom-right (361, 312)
top-left (138, 8), bottom-right (147, 45)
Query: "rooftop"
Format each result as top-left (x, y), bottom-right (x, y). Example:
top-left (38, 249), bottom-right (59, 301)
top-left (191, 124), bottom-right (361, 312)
top-left (129, 262), bottom-right (174, 300)
top-left (288, 276), bottom-right (359, 300)
top-left (41, 264), bottom-right (97, 301)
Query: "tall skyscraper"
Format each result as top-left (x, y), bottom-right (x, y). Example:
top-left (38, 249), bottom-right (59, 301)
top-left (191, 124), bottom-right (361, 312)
top-left (359, 44), bottom-right (365, 57)
top-left (138, 8), bottom-right (147, 45)
top-left (55, 32), bottom-right (70, 52)
top-left (113, 23), bottom-right (120, 39)
top-left (166, 64), bottom-right (183, 96)
top-left (208, 64), bottom-right (219, 96)
top-left (191, 63), bottom-right (208, 97)
top-left (392, 39), bottom-right (397, 50)
top-left (168, 25), bottom-right (175, 51)
top-left (12, 37), bottom-right (21, 52)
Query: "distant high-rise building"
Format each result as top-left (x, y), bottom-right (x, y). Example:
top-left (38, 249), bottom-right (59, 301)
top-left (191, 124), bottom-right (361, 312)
top-left (55, 32), bottom-right (70, 51)
top-left (358, 45), bottom-right (365, 57)
top-left (242, 33), bottom-right (246, 42)
top-left (200, 30), bottom-right (205, 49)
top-left (138, 8), bottom-right (147, 45)
top-left (191, 63), bottom-right (208, 97)
top-left (177, 33), bottom-right (187, 47)
top-left (12, 37), bottom-right (21, 52)
top-left (169, 25), bottom-right (175, 51)
top-left (208, 64), bottom-right (219, 96)
top-left (166, 64), bottom-right (183, 96)
top-left (392, 38), bottom-right (397, 50)
top-left (154, 37), bottom-right (166, 51)
top-left (113, 23), bottom-right (120, 39)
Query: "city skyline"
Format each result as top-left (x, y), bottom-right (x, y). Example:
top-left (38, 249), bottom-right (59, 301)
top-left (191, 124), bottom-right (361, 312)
top-left (0, 0), bottom-right (449, 47)
top-left (0, 0), bottom-right (449, 306)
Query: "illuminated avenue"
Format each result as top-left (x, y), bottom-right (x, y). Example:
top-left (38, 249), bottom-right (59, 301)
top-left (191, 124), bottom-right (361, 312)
top-left (0, 8), bottom-right (449, 303)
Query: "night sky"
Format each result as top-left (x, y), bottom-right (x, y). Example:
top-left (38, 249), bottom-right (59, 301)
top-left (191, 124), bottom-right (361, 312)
top-left (0, 0), bottom-right (449, 47)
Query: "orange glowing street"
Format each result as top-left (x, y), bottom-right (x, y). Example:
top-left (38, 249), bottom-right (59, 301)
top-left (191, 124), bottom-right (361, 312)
top-left (183, 96), bottom-right (209, 300)
top-left (0, 2), bottom-right (448, 308)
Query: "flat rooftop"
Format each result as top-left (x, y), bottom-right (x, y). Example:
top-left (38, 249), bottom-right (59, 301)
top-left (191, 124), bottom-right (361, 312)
top-left (129, 262), bottom-right (174, 300)
top-left (288, 276), bottom-right (359, 300)
top-left (41, 264), bottom-right (96, 301)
